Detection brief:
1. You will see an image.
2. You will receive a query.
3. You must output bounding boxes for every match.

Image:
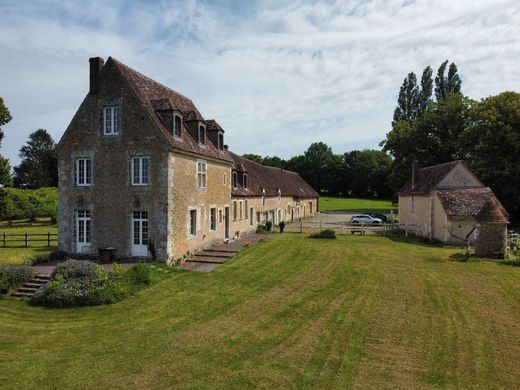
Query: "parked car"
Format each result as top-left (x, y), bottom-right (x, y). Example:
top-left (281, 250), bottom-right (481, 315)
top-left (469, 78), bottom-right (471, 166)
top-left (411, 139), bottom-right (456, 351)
top-left (369, 213), bottom-right (388, 223)
top-left (351, 214), bottom-right (383, 224)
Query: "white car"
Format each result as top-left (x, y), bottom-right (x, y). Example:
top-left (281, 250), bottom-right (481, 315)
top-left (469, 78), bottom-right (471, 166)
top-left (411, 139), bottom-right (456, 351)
top-left (351, 214), bottom-right (383, 224)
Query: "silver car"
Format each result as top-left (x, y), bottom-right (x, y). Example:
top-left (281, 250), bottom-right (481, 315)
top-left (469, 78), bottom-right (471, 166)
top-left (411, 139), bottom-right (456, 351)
top-left (351, 214), bottom-right (383, 224)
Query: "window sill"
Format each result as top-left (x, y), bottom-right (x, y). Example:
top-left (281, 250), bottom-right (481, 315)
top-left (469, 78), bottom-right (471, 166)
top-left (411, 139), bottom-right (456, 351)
top-left (75, 185), bottom-right (92, 188)
top-left (103, 133), bottom-right (120, 136)
top-left (131, 184), bottom-right (149, 187)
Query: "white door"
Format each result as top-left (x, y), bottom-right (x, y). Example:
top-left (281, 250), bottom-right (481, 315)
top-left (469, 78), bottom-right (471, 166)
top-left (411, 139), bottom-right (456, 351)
top-left (132, 211), bottom-right (149, 257)
top-left (76, 210), bottom-right (91, 253)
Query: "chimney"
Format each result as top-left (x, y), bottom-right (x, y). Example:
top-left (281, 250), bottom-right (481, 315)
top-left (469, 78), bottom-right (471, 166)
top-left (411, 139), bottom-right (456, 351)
top-left (411, 159), bottom-right (419, 190)
top-left (89, 57), bottom-right (105, 94)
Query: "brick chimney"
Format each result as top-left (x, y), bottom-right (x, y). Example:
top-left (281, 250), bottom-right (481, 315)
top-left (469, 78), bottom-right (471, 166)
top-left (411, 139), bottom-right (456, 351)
top-left (89, 57), bottom-right (105, 94)
top-left (411, 159), bottom-right (419, 190)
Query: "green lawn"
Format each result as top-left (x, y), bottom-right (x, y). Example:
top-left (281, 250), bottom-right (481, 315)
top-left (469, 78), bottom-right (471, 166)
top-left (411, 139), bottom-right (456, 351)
top-left (319, 196), bottom-right (397, 213)
top-left (1, 234), bottom-right (520, 389)
top-left (0, 219), bottom-right (57, 264)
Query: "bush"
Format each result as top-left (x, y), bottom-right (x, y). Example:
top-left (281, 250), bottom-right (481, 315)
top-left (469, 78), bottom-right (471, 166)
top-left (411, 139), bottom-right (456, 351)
top-left (309, 229), bottom-right (337, 239)
top-left (0, 264), bottom-right (33, 291)
top-left (125, 264), bottom-right (152, 285)
top-left (279, 221), bottom-right (286, 233)
top-left (52, 260), bottom-right (99, 280)
top-left (266, 221), bottom-right (273, 231)
top-left (0, 187), bottom-right (57, 223)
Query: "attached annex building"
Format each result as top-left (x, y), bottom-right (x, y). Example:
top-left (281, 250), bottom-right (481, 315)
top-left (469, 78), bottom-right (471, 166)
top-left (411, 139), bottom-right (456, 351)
top-left (57, 57), bottom-right (318, 262)
top-left (398, 161), bottom-right (509, 257)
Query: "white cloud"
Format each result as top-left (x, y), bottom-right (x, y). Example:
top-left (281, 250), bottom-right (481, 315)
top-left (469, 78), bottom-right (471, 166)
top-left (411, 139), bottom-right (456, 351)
top-left (1, 0), bottom-right (519, 166)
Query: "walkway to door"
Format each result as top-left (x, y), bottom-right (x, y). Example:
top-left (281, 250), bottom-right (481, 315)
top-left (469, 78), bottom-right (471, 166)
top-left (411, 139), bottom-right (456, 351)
top-left (183, 234), bottom-right (268, 273)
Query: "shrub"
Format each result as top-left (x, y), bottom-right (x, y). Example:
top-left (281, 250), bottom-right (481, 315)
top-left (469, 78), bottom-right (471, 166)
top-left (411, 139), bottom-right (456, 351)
top-left (0, 187), bottom-right (57, 223)
top-left (279, 221), bottom-right (286, 233)
top-left (52, 260), bottom-right (99, 280)
top-left (256, 224), bottom-right (267, 234)
top-left (309, 229), bottom-right (337, 239)
top-left (0, 264), bottom-right (33, 291)
top-left (499, 259), bottom-right (520, 267)
top-left (125, 264), bottom-right (152, 285)
top-left (266, 221), bottom-right (273, 231)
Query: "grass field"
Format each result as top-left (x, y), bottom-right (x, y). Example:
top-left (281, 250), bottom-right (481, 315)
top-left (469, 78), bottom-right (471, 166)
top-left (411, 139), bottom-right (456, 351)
top-left (0, 219), bottom-right (58, 264)
top-left (1, 234), bottom-right (520, 389)
top-left (319, 196), bottom-right (397, 213)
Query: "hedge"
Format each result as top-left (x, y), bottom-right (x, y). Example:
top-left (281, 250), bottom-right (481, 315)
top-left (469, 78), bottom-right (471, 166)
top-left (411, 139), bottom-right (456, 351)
top-left (0, 187), bottom-right (57, 223)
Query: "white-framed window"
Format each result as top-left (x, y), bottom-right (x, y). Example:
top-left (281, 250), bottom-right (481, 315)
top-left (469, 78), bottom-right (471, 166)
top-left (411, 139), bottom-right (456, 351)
top-left (76, 210), bottom-right (91, 244)
top-left (174, 115), bottom-right (182, 137)
top-left (233, 201), bottom-right (237, 220)
top-left (245, 200), bottom-right (248, 218)
top-left (75, 158), bottom-right (92, 186)
top-left (189, 209), bottom-right (197, 236)
top-left (243, 173), bottom-right (248, 188)
top-left (103, 106), bottom-right (120, 135)
top-left (131, 157), bottom-right (149, 186)
top-left (249, 207), bottom-right (254, 226)
top-left (197, 160), bottom-right (207, 188)
top-left (132, 211), bottom-right (149, 246)
top-left (210, 207), bottom-right (216, 231)
top-left (239, 201), bottom-right (243, 219)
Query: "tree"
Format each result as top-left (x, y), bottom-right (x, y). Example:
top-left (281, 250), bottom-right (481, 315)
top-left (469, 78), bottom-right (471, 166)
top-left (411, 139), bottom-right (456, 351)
top-left (417, 66), bottom-right (433, 116)
top-left (435, 60), bottom-right (461, 100)
top-left (242, 154), bottom-right (263, 164)
top-left (342, 150), bottom-right (392, 198)
top-left (0, 97), bottom-right (12, 147)
top-left (261, 156), bottom-right (286, 169)
top-left (393, 72), bottom-right (419, 123)
top-left (461, 91), bottom-right (520, 223)
top-left (0, 156), bottom-right (12, 187)
top-left (13, 129), bottom-right (58, 188)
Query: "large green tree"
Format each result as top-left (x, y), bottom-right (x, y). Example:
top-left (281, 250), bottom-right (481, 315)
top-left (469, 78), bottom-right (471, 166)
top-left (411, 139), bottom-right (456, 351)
top-left (435, 60), bottom-right (461, 100)
top-left (13, 129), bottom-right (58, 188)
top-left (342, 150), bottom-right (392, 198)
top-left (393, 72), bottom-right (418, 123)
top-left (461, 91), bottom-right (520, 223)
top-left (0, 156), bottom-right (12, 187)
top-left (417, 66), bottom-right (433, 116)
top-left (0, 97), bottom-right (12, 147)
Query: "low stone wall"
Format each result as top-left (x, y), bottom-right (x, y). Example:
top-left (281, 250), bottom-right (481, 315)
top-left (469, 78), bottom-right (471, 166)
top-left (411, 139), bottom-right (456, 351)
top-left (475, 223), bottom-right (507, 258)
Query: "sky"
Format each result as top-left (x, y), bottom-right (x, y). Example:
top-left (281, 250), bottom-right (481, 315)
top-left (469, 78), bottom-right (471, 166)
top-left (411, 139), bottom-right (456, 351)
top-left (1, 0), bottom-right (520, 166)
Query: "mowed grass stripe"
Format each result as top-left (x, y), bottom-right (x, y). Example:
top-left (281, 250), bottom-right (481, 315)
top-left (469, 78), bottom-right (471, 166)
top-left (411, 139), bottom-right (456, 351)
top-left (1, 234), bottom-right (520, 389)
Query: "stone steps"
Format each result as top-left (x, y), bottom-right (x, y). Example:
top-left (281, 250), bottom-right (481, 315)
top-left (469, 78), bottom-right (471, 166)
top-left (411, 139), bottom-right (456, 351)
top-left (11, 274), bottom-right (51, 299)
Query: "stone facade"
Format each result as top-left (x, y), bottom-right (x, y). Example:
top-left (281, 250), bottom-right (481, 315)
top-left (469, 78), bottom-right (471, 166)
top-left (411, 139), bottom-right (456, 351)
top-left (57, 57), bottom-right (319, 263)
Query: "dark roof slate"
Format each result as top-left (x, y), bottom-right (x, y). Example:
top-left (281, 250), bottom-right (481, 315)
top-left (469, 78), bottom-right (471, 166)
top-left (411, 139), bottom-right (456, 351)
top-left (110, 58), bottom-right (233, 163)
top-left (436, 188), bottom-right (509, 224)
top-left (229, 153), bottom-right (319, 199)
top-left (399, 161), bottom-right (462, 195)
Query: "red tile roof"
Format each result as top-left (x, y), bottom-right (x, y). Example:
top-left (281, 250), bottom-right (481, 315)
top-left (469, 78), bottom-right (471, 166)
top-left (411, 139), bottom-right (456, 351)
top-left (110, 58), bottom-right (233, 163)
top-left (399, 161), bottom-right (462, 195)
top-left (436, 188), bottom-right (509, 224)
top-left (229, 153), bottom-right (319, 198)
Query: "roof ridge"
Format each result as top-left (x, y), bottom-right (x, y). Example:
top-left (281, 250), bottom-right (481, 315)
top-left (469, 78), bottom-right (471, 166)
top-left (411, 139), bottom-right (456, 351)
top-left (109, 57), bottom-right (196, 108)
top-left (419, 160), bottom-right (462, 171)
top-left (232, 152), bottom-right (298, 174)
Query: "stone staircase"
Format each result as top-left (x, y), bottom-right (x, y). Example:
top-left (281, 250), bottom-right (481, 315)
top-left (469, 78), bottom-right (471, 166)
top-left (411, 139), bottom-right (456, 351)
top-left (11, 274), bottom-right (51, 298)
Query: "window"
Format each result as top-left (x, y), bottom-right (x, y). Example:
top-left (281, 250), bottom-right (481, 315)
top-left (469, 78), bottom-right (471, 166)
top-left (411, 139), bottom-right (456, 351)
top-left (218, 133), bottom-right (224, 150)
top-left (309, 202), bottom-right (313, 214)
top-left (210, 208), bottom-right (216, 231)
top-left (174, 115), bottom-right (182, 137)
top-left (133, 211), bottom-right (148, 246)
top-left (239, 201), bottom-right (243, 219)
top-left (189, 209), bottom-right (197, 236)
top-left (75, 158), bottom-right (92, 186)
top-left (198, 125), bottom-right (206, 144)
top-left (218, 209), bottom-right (223, 224)
top-left (233, 201), bottom-right (237, 220)
top-left (411, 196), bottom-right (416, 213)
top-left (262, 189), bottom-right (266, 206)
top-left (232, 172), bottom-right (238, 187)
top-left (249, 207), bottom-right (253, 226)
top-left (245, 200), bottom-right (248, 218)
top-left (197, 160), bottom-right (207, 188)
top-left (131, 157), bottom-right (149, 186)
top-left (103, 107), bottom-right (120, 135)
top-left (76, 210), bottom-right (91, 244)
top-left (243, 173), bottom-right (248, 188)
top-left (223, 173), bottom-right (227, 186)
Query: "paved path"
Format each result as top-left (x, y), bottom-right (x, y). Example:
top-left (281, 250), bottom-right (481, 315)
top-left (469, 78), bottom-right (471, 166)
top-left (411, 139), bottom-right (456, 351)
top-left (183, 234), bottom-right (269, 273)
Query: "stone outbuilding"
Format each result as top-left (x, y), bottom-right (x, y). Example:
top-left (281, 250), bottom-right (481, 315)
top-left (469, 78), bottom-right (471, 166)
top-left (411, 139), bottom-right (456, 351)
top-left (398, 161), bottom-right (509, 257)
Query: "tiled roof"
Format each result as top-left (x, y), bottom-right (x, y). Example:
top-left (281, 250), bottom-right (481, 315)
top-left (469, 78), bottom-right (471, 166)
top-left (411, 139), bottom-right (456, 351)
top-left (229, 152), bottom-right (319, 199)
top-left (110, 58), bottom-right (233, 163)
top-left (436, 188), bottom-right (509, 224)
top-left (399, 161), bottom-right (462, 195)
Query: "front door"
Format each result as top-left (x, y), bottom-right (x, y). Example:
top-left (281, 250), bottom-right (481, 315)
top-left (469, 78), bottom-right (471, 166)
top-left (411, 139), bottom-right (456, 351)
top-left (76, 210), bottom-right (91, 253)
top-left (132, 211), bottom-right (149, 257)
top-left (224, 207), bottom-right (230, 239)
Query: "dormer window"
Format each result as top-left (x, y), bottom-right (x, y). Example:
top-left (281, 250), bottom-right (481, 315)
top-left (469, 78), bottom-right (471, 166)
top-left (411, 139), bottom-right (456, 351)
top-left (218, 133), bottom-right (224, 150)
top-left (243, 173), bottom-right (248, 188)
top-left (174, 115), bottom-right (182, 137)
top-left (198, 125), bottom-right (206, 144)
top-left (232, 171), bottom-right (238, 188)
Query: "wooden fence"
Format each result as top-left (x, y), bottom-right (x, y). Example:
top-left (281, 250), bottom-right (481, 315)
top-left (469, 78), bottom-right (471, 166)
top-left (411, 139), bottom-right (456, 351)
top-left (284, 221), bottom-right (402, 235)
top-left (1, 232), bottom-right (58, 248)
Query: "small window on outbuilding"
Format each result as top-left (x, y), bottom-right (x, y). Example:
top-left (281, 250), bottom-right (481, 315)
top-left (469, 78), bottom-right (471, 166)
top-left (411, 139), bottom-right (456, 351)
top-left (174, 115), bottom-right (182, 137)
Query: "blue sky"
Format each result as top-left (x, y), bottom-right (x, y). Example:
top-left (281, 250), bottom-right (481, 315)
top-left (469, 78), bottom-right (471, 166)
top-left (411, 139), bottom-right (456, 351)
top-left (1, 0), bottom-right (520, 166)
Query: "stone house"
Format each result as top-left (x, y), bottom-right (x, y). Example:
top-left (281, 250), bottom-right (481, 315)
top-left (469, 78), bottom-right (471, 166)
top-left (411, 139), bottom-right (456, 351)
top-left (398, 161), bottom-right (509, 257)
top-left (57, 57), bottom-right (318, 262)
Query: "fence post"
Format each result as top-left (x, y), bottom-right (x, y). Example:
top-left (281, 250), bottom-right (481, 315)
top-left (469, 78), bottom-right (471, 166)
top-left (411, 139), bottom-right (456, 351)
top-left (47, 232), bottom-right (51, 247)
top-left (24, 232), bottom-right (28, 248)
